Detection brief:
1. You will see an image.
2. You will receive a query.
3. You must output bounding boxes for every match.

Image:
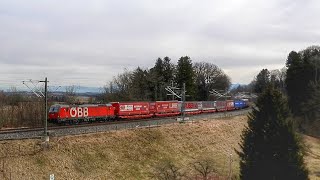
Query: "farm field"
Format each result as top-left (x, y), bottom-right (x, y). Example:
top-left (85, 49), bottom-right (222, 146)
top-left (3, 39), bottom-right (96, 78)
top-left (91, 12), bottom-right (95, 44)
top-left (0, 115), bottom-right (319, 179)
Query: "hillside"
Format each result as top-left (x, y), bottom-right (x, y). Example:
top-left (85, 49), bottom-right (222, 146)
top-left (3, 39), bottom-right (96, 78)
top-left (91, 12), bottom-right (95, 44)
top-left (0, 116), bottom-right (319, 179)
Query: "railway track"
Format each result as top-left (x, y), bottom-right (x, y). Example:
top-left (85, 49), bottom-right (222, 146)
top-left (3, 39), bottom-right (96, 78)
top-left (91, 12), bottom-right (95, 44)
top-left (0, 108), bottom-right (251, 140)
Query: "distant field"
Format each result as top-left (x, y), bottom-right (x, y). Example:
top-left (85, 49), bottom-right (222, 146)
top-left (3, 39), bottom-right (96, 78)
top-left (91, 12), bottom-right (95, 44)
top-left (0, 115), bottom-right (319, 179)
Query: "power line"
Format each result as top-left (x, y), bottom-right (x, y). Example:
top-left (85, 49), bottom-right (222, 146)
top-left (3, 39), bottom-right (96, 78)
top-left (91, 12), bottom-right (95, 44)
top-left (209, 89), bottom-right (231, 99)
top-left (22, 78), bottom-right (49, 145)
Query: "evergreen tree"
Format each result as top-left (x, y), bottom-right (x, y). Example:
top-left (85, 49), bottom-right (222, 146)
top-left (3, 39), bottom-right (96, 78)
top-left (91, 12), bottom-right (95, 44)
top-left (270, 68), bottom-right (286, 92)
top-left (163, 56), bottom-right (175, 83)
top-left (286, 51), bottom-right (309, 116)
top-left (150, 57), bottom-right (175, 100)
top-left (286, 46), bottom-right (320, 117)
top-left (254, 69), bottom-right (270, 93)
top-left (301, 81), bottom-right (320, 130)
top-left (238, 87), bottom-right (309, 180)
top-left (175, 56), bottom-right (196, 100)
top-left (130, 67), bottom-right (151, 100)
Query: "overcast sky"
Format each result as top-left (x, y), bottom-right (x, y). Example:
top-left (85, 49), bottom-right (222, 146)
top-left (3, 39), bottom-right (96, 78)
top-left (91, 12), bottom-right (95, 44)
top-left (1, 0), bottom-right (319, 91)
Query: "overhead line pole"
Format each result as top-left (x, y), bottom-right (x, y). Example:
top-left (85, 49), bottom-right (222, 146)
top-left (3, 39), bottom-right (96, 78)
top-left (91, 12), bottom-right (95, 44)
top-left (171, 81), bottom-right (174, 100)
top-left (39, 77), bottom-right (48, 137)
top-left (182, 83), bottom-right (186, 122)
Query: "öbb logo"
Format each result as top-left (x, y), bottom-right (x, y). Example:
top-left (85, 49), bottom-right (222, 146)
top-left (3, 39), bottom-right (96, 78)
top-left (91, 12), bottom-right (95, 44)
top-left (70, 107), bottom-right (89, 117)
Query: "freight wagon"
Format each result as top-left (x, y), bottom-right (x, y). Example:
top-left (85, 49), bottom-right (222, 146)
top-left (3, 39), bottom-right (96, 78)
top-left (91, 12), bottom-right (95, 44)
top-left (216, 101), bottom-right (227, 112)
top-left (111, 102), bottom-right (153, 119)
top-left (234, 100), bottom-right (248, 109)
top-left (201, 101), bottom-right (216, 113)
top-left (226, 100), bottom-right (235, 111)
top-left (151, 101), bottom-right (180, 117)
top-left (183, 101), bottom-right (202, 115)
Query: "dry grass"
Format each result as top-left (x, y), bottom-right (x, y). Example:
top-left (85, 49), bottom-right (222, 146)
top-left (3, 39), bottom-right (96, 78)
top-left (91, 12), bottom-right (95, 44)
top-left (0, 116), bottom-right (318, 179)
top-left (304, 135), bottom-right (320, 180)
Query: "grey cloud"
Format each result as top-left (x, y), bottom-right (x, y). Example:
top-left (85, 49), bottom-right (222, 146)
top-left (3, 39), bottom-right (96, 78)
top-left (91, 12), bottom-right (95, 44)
top-left (0, 0), bottom-right (319, 89)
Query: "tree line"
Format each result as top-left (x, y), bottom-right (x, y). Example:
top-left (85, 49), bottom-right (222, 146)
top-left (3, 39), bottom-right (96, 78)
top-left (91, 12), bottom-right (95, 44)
top-left (244, 46), bottom-right (320, 135)
top-left (237, 46), bottom-right (320, 179)
top-left (100, 56), bottom-right (231, 102)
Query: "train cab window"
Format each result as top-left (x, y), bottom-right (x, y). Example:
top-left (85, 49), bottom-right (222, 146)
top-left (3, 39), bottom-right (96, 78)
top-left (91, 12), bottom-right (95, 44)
top-left (49, 106), bottom-right (60, 113)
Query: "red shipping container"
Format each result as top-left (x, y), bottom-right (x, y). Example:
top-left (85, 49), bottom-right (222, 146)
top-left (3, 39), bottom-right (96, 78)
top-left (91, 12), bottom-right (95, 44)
top-left (149, 102), bottom-right (156, 114)
top-left (201, 101), bottom-right (216, 113)
top-left (111, 102), bottom-right (153, 119)
top-left (226, 100), bottom-right (235, 111)
top-left (154, 101), bottom-right (180, 116)
top-left (183, 101), bottom-right (202, 114)
top-left (216, 101), bottom-right (227, 112)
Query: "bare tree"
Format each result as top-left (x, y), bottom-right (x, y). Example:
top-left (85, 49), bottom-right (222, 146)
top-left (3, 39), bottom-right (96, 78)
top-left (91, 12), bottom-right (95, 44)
top-left (65, 85), bottom-right (78, 104)
top-left (270, 67), bottom-right (286, 91)
top-left (151, 160), bottom-right (184, 180)
top-left (194, 62), bottom-right (231, 100)
top-left (102, 69), bottom-right (134, 101)
top-left (0, 90), bottom-right (6, 105)
top-left (192, 157), bottom-right (217, 180)
top-left (101, 81), bottom-right (115, 102)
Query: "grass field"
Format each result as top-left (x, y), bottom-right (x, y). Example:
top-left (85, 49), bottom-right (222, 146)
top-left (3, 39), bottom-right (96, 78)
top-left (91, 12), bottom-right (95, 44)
top-left (0, 115), bottom-right (319, 179)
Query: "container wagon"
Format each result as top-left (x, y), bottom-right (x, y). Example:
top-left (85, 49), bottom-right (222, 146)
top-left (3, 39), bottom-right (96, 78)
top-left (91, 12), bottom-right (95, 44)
top-left (111, 102), bottom-right (153, 119)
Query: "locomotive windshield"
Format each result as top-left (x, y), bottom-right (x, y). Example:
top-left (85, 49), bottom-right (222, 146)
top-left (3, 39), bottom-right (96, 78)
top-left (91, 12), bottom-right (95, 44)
top-left (49, 106), bottom-right (60, 113)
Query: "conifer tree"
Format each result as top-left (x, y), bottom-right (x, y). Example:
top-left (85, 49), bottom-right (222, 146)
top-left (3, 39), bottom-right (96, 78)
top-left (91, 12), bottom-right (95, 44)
top-left (238, 86), bottom-right (309, 180)
top-left (254, 69), bottom-right (270, 93)
top-left (302, 81), bottom-right (320, 129)
top-left (286, 46), bottom-right (320, 117)
top-left (175, 56), bottom-right (196, 100)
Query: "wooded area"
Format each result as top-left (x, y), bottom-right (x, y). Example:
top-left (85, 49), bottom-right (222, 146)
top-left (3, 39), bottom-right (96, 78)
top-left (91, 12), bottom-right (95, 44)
top-left (100, 56), bottom-right (231, 102)
top-left (246, 46), bottom-right (320, 137)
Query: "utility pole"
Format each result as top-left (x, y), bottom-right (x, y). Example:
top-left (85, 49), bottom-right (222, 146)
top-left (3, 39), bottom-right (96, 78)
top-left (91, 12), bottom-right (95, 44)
top-left (155, 84), bottom-right (158, 101)
top-left (181, 83), bottom-right (186, 121)
top-left (165, 82), bottom-right (188, 122)
top-left (171, 81), bottom-right (174, 100)
top-left (39, 77), bottom-right (48, 137)
top-left (24, 78), bottom-right (49, 140)
top-left (22, 78), bottom-right (55, 149)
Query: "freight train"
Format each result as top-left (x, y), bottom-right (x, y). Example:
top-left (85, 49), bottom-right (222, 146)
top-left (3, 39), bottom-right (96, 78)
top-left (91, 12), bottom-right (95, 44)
top-left (48, 100), bottom-right (248, 124)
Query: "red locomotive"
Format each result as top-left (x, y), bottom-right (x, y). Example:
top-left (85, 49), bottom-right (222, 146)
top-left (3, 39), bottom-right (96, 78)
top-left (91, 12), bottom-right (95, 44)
top-left (48, 104), bottom-right (115, 124)
top-left (48, 100), bottom-right (248, 124)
